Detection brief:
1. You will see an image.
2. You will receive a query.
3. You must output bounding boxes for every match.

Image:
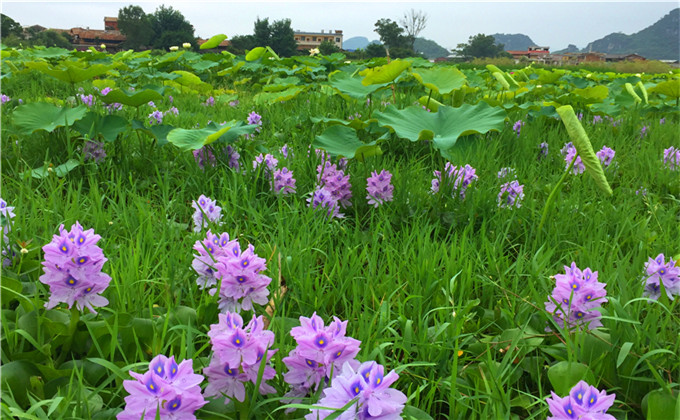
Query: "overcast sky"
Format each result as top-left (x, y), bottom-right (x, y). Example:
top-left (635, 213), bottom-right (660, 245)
top-left (2, 1), bottom-right (678, 51)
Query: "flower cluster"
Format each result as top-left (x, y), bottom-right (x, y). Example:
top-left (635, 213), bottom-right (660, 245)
top-left (192, 230), bottom-right (272, 312)
top-left (640, 125), bottom-right (649, 138)
top-left (596, 146), bottom-right (615, 168)
top-left (497, 167), bottom-right (516, 179)
top-left (592, 115), bottom-right (603, 124)
top-left (497, 180), bottom-right (525, 208)
top-left (83, 140), bottom-right (106, 163)
top-left (512, 120), bottom-right (524, 138)
top-left (203, 96), bottom-right (215, 107)
top-left (283, 313), bottom-right (361, 405)
top-left (272, 167), bottom-right (297, 195)
top-left (39, 222), bottom-right (111, 313)
top-left (245, 111), bottom-right (263, 139)
top-left (1, 198), bottom-right (16, 266)
top-left (253, 153), bottom-right (279, 174)
top-left (544, 263), bottom-right (608, 330)
top-left (148, 110), bottom-right (163, 125)
top-left (118, 354), bottom-right (206, 420)
top-left (560, 142), bottom-right (585, 175)
top-left (204, 312), bottom-right (277, 402)
top-left (308, 161), bottom-right (352, 219)
top-left (539, 142), bottom-right (549, 160)
top-left (191, 195), bottom-right (222, 232)
top-left (366, 169), bottom-right (394, 207)
top-left (280, 144), bottom-right (292, 159)
top-left (663, 146), bottom-right (679, 170)
top-left (193, 147), bottom-right (216, 169)
top-left (1, 94), bottom-right (11, 104)
top-left (546, 381), bottom-right (616, 420)
top-left (431, 163), bottom-right (478, 200)
top-left (642, 253), bottom-right (680, 300)
top-left (306, 361), bottom-right (406, 420)
top-left (79, 94), bottom-right (95, 107)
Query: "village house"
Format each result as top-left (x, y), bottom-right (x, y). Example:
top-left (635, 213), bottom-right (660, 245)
top-left (52, 17), bottom-right (126, 51)
top-left (294, 29), bottom-right (343, 51)
top-left (506, 46), bottom-right (551, 63)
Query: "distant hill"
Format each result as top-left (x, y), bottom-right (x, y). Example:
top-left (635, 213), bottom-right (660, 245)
top-left (414, 37), bottom-right (449, 59)
top-left (582, 8), bottom-right (679, 59)
top-left (343, 36), bottom-right (380, 51)
top-left (492, 33), bottom-right (537, 51)
top-left (553, 44), bottom-right (580, 54)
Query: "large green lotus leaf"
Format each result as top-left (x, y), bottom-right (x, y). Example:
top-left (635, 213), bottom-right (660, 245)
top-left (73, 112), bottom-right (129, 142)
top-left (536, 68), bottom-right (566, 84)
top-left (200, 34), bottom-right (228, 50)
top-left (97, 88), bottom-right (163, 107)
top-left (245, 46), bottom-right (280, 63)
top-left (217, 61), bottom-right (245, 76)
top-left (152, 50), bottom-right (185, 68)
top-left (647, 79), bottom-right (680, 99)
top-left (312, 125), bottom-right (382, 160)
top-left (588, 102), bottom-right (621, 116)
top-left (556, 105), bottom-right (612, 196)
top-left (411, 67), bottom-right (466, 95)
top-left (188, 60), bottom-right (219, 72)
top-left (167, 121), bottom-right (257, 151)
top-left (373, 103), bottom-right (506, 153)
top-left (27, 47), bottom-right (71, 59)
top-left (24, 61), bottom-right (112, 84)
top-left (253, 87), bottom-right (304, 105)
top-left (360, 59), bottom-right (411, 86)
top-left (572, 85), bottom-right (609, 102)
top-left (310, 116), bottom-right (369, 131)
top-left (28, 159), bottom-right (80, 179)
top-left (328, 71), bottom-right (389, 99)
top-left (13, 103), bottom-right (88, 134)
top-left (417, 95), bottom-right (444, 112)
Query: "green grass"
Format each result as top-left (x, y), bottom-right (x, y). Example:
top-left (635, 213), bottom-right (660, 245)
top-left (1, 58), bottom-right (679, 419)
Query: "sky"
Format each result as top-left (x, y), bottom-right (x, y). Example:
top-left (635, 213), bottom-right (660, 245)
top-left (1, 1), bottom-right (678, 52)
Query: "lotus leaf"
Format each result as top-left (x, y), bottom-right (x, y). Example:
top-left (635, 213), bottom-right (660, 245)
top-left (360, 59), bottom-right (411, 86)
top-left (12, 103), bottom-right (88, 134)
top-left (312, 125), bottom-right (382, 160)
top-left (167, 121), bottom-right (257, 151)
top-left (96, 88), bottom-right (163, 107)
top-left (25, 61), bottom-right (113, 84)
top-left (254, 87), bottom-right (304, 105)
top-left (200, 34), bottom-right (228, 50)
top-left (411, 67), bottom-right (467, 95)
top-left (328, 71), bottom-right (389, 99)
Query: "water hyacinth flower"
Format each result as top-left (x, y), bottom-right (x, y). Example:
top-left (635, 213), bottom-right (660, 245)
top-left (305, 361), bottom-right (406, 420)
top-left (280, 144), bottom-right (292, 159)
top-left (148, 110), bottom-right (163, 125)
top-left (539, 142), bottom-right (549, 160)
top-left (204, 96), bottom-right (215, 107)
top-left (497, 167), bottom-right (516, 179)
top-left (592, 115), bottom-right (603, 124)
top-left (229, 99), bottom-right (239, 107)
top-left (663, 146), bottom-right (680, 170)
top-left (1, 198), bottom-right (16, 266)
top-left (642, 253), bottom-right (680, 300)
top-left (193, 147), bottom-right (216, 170)
top-left (560, 142), bottom-right (585, 175)
top-left (431, 163), bottom-right (478, 200)
top-left (546, 380), bottom-right (616, 420)
top-left (272, 167), bottom-right (296, 195)
top-left (635, 187), bottom-right (648, 197)
top-left (83, 140), bottom-right (106, 163)
top-left (165, 106), bottom-right (179, 116)
top-left (640, 125), bottom-right (649, 138)
top-left (366, 169), bottom-right (394, 207)
top-left (79, 94), bottom-right (95, 107)
top-left (497, 180), bottom-right (524, 208)
top-left (316, 161), bottom-right (352, 208)
top-left (596, 146), bottom-right (615, 168)
top-left (659, 117), bottom-right (665, 124)
top-left (253, 153), bottom-right (279, 174)
top-left (283, 313), bottom-right (361, 407)
top-left (118, 354), bottom-right (206, 420)
top-left (544, 262), bottom-right (608, 330)
top-left (205, 312), bottom-right (277, 402)
top-left (191, 195), bottom-right (222, 232)
top-left (512, 120), bottom-right (524, 138)
top-left (1, 94), bottom-right (11, 104)
top-left (247, 111), bottom-right (262, 131)
top-left (308, 186), bottom-right (344, 219)
top-left (226, 145), bottom-right (241, 170)
top-left (100, 87), bottom-right (113, 96)
top-left (39, 222), bottom-right (111, 313)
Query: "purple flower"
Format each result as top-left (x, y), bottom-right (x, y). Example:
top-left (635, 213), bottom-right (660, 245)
top-left (560, 142), bottom-right (585, 175)
top-left (83, 140), bottom-right (106, 163)
top-left (307, 186), bottom-right (344, 219)
top-left (305, 361), bottom-right (406, 419)
top-left (546, 380), bottom-right (616, 420)
top-left (148, 110), bottom-right (163, 125)
top-left (100, 87), bottom-right (113, 96)
top-left (205, 312), bottom-right (277, 402)
top-left (193, 147), bottom-right (216, 170)
top-left (168, 95), bottom-right (174, 103)
top-left (1, 198), bottom-right (16, 266)
top-left (431, 163), bottom-right (478, 199)
top-left (118, 354), bottom-right (206, 420)
top-left (663, 146), bottom-right (680, 170)
top-left (539, 142), bottom-right (549, 160)
top-left (245, 111), bottom-right (263, 138)
top-left (592, 115), bottom-right (603, 124)
top-left (206, 96), bottom-right (216, 107)
top-left (280, 144), bottom-right (292, 159)
top-left (366, 169), bottom-right (394, 207)
top-left (642, 253), bottom-right (680, 300)
top-left (272, 167), bottom-right (296, 195)
top-left (596, 146), bottom-right (615, 168)
top-left (512, 120), bottom-right (524, 138)
top-left (635, 187), bottom-right (647, 197)
top-left (79, 94), bottom-right (95, 107)
top-left (497, 167), bottom-right (516, 179)
top-left (544, 263), bottom-right (608, 330)
top-left (577, 112), bottom-right (583, 121)
top-left (191, 195), bottom-right (222, 232)
top-left (165, 106), bottom-right (179, 116)
top-left (226, 145), bottom-right (240, 170)
top-left (284, 313), bottom-right (361, 408)
top-left (659, 118), bottom-right (665, 125)
top-left (316, 161), bottom-right (352, 208)
top-left (253, 153), bottom-right (278, 173)
top-left (147, 101), bottom-right (156, 108)
top-left (347, 112), bottom-right (362, 120)
top-left (1, 94), bottom-right (11, 104)
top-left (498, 180), bottom-right (524, 208)
top-left (39, 222), bottom-right (111, 313)
top-left (229, 100), bottom-right (239, 107)
top-left (640, 125), bottom-right (649, 138)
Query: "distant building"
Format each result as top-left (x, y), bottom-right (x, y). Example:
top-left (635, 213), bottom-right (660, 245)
top-left (506, 45), bottom-right (551, 63)
top-left (294, 30), bottom-right (343, 51)
top-left (51, 17), bottom-right (126, 51)
top-left (604, 53), bottom-right (646, 62)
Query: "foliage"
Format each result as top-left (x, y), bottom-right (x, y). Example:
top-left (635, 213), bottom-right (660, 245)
top-left (319, 40), bottom-right (340, 55)
top-left (117, 5), bottom-right (154, 50)
top-left (455, 33), bottom-right (511, 59)
top-left (366, 43), bottom-right (387, 58)
top-left (374, 18), bottom-right (412, 51)
top-left (149, 5), bottom-right (195, 50)
top-left (1, 14), bottom-right (22, 38)
top-left (228, 35), bottom-right (256, 55)
top-left (248, 17), bottom-right (298, 57)
top-left (414, 37), bottom-right (449, 59)
top-left (399, 9), bottom-right (428, 50)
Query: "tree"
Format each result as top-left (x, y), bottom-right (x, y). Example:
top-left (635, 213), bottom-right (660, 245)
top-left (454, 33), bottom-right (509, 59)
top-left (1, 14), bottom-right (22, 38)
top-left (374, 18), bottom-right (408, 50)
top-left (253, 17), bottom-right (271, 48)
top-left (149, 5), bottom-right (195, 50)
top-left (318, 40), bottom-right (340, 55)
top-left (366, 43), bottom-right (386, 58)
top-left (399, 9), bottom-right (427, 50)
top-left (117, 5), bottom-right (153, 50)
top-left (228, 35), bottom-right (255, 55)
